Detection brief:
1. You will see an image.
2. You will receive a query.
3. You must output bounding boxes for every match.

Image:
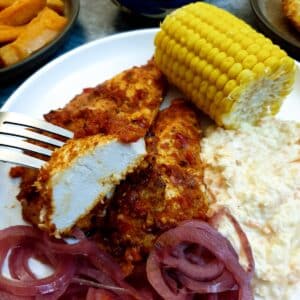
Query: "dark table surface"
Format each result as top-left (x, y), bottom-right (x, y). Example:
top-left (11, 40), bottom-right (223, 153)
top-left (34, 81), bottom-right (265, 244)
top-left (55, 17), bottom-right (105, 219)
top-left (0, 0), bottom-right (256, 107)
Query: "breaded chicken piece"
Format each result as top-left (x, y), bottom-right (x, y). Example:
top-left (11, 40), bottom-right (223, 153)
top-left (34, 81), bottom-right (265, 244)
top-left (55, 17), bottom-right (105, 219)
top-left (45, 59), bottom-right (167, 142)
top-left (10, 60), bottom-right (167, 231)
top-left (282, 0), bottom-right (300, 32)
top-left (105, 100), bottom-right (208, 274)
top-left (35, 135), bottom-right (146, 237)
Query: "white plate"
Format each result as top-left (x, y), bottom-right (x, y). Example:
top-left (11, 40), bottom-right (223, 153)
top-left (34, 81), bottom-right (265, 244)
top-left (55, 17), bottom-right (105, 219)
top-left (0, 28), bottom-right (161, 228)
top-left (0, 28), bottom-right (300, 299)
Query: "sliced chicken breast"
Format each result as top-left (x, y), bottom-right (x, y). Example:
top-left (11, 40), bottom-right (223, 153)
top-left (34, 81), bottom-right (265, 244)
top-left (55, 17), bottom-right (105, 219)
top-left (35, 135), bottom-right (146, 237)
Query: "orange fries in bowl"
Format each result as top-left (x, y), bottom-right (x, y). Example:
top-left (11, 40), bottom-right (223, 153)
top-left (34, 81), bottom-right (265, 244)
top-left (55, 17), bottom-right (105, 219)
top-left (0, 0), bottom-right (79, 81)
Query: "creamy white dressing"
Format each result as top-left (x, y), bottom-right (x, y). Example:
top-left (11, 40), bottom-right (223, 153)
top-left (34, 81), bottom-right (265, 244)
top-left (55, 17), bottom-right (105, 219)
top-left (200, 118), bottom-right (300, 300)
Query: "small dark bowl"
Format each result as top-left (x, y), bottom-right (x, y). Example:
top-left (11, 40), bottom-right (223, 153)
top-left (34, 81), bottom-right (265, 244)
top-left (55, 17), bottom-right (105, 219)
top-left (250, 0), bottom-right (300, 61)
top-left (0, 0), bottom-right (80, 84)
top-left (111, 0), bottom-right (198, 18)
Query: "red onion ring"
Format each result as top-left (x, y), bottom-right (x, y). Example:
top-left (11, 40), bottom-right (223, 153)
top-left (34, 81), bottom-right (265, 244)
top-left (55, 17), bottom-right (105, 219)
top-left (146, 217), bottom-right (254, 300)
top-left (209, 209), bottom-right (255, 277)
top-left (0, 212), bottom-right (254, 300)
top-left (0, 226), bottom-right (75, 297)
top-left (46, 237), bottom-right (145, 300)
top-left (0, 225), bottom-right (148, 300)
top-left (159, 245), bottom-right (225, 280)
top-left (177, 270), bottom-right (237, 293)
top-left (43, 231), bottom-right (122, 280)
top-left (8, 245), bottom-right (36, 281)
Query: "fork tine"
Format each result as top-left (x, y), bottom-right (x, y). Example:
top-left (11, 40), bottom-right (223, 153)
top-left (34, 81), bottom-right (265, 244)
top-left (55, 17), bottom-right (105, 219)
top-left (0, 111), bottom-right (73, 168)
top-left (0, 136), bottom-right (53, 157)
top-left (0, 125), bottom-right (65, 147)
top-left (0, 111), bottom-right (73, 139)
top-left (0, 149), bottom-right (46, 169)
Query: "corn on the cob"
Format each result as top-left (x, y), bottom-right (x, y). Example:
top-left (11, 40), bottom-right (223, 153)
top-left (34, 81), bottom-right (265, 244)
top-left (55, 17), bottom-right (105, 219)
top-left (154, 2), bottom-right (296, 128)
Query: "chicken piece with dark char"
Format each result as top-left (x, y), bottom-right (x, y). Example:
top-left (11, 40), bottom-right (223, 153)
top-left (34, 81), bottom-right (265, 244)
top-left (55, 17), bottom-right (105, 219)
top-left (10, 59), bottom-right (167, 230)
top-left (102, 99), bottom-right (208, 275)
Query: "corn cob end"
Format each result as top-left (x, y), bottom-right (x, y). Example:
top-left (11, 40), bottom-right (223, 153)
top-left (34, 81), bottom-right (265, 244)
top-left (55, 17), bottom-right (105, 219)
top-left (154, 2), bottom-right (296, 129)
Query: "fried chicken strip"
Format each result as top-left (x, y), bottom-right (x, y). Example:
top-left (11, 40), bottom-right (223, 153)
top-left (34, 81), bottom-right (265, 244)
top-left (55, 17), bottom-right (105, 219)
top-left (45, 59), bottom-right (166, 142)
top-left (104, 99), bottom-right (208, 274)
top-left (10, 60), bottom-right (167, 231)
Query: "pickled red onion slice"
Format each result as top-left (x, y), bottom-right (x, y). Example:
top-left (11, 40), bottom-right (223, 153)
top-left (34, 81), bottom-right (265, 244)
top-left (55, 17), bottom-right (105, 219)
top-left (0, 225), bottom-right (147, 299)
top-left (146, 216), bottom-right (254, 300)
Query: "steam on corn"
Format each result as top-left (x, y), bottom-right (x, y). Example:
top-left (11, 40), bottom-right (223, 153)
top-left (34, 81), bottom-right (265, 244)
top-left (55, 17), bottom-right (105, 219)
top-left (154, 2), bottom-right (296, 128)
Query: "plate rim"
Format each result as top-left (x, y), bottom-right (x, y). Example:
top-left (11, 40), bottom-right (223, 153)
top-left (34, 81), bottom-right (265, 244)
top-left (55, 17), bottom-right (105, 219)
top-left (1, 28), bottom-right (159, 111)
top-left (250, 0), bottom-right (300, 49)
top-left (2, 26), bottom-right (299, 114)
top-left (2, 27), bottom-right (299, 113)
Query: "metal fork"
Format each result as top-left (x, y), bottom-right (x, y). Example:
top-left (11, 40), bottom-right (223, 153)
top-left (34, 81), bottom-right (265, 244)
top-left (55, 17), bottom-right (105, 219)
top-left (0, 111), bottom-right (73, 169)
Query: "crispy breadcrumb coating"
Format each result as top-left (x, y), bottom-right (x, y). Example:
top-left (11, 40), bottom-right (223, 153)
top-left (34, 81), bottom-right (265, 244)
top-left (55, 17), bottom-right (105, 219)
top-left (104, 100), bottom-right (208, 274)
top-left (45, 59), bottom-right (167, 142)
top-left (10, 60), bottom-right (167, 229)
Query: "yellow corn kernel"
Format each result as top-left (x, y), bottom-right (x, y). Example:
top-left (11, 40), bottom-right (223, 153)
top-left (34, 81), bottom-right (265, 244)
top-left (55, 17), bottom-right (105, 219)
top-left (184, 51), bottom-right (193, 67)
top-left (223, 80), bottom-right (237, 95)
top-left (202, 64), bottom-right (214, 80)
top-left (185, 69), bottom-right (194, 83)
top-left (235, 49), bottom-right (248, 63)
top-left (207, 48), bottom-right (219, 63)
top-left (160, 35), bottom-right (170, 52)
top-left (194, 59), bottom-right (206, 76)
top-left (216, 74), bottom-right (229, 90)
top-left (252, 62), bottom-right (266, 77)
top-left (219, 38), bottom-right (232, 52)
top-left (280, 57), bottom-right (295, 73)
top-left (154, 2), bottom-right (296, 128)
top-left (220, 56), bottom-right (235, 73)
top-left (237, 69), bottom-right (255, 84)
top-left (227, 43), bottom-right (241, 58)
top-left (264, 56), bottom-right (280, 72)
top-left (200, 42), bottom-right (213, 58)
top-left (193, 38), bottom-right (206, 55)
top-left (178, 46), bottom-right (188, 63)
top-left (257, 48), bottom-right (271, 62)
top-left (209, 90), bottom-right (224, 119)
top-left (228, 63), bottom-right (243, 79)
top-left (165, 38), bottom-right (175, 56)
top-left (240, 37), bottom-right (253, 49)
top-left (193, 75), bottom-right (201, 88)
top-left (190, 56), bottom-right (201, 72)
top-left (203, 85), bottom-right (216, 113)
top-left (211, 32), bottom-right (224, 49)
top-left (247, 44), bottom-right (260, 55)
top-left (199, 80), bottom-right (209, 95)
top-left (212, 51), bottom-right (227, 67)
top-left (242, 55), bottom-right (258, 69)
top-left (209, 69), bottom-right (221, 83)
